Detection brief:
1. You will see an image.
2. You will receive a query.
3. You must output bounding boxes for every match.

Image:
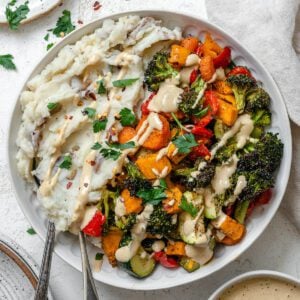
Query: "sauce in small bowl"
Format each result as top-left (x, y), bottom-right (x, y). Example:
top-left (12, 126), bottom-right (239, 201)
top-left (209, 271), bottom-right (300, 300)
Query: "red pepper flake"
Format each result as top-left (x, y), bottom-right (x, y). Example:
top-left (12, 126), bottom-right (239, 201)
top-left (77, 20), bottom-right (83, 25)
top-left (90, 160), bottom-right (96, 166)
top-left (66, 182), bottom-right (73, 189)
top-left (85, 90), bottom-right (97, 101)
top-left (69, 115), bottom-right (73, 120)
top-left (93, 1), bottom-right (102, 11)
top-left (84, 183), bottom-right (89, 188)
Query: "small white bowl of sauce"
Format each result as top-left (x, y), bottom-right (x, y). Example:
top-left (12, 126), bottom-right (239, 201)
top-left (209, 270), bottom-right (300, 300)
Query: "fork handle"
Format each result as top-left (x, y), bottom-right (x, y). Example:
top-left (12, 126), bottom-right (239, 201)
top-left (34, 221), bottom-right (56, 300)
top-left (79, 231), bottom-right (99, 300)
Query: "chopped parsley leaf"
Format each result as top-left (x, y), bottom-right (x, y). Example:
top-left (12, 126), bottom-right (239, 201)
top-left (93, 118), bottom-right (107, 133)
top-left (0, 54), bottom-right (16, 70)
top-left (44, 33), bottom-right (49, 41)
top-left (95, 253), bottom-right (104, 260)
top-left (59, 155), bottom-right (72, 170)
top-left (119, 108), bottom-right (136, 126)
top-left (173, 133), bottom-right (198, 154)
top-left (52, 10), bottom-right (75, 37)
top-left (97, 79), bottom-right (106, 94)
top-left (110, 141), bottom-right (135, 150)
top-left (47, 43), bottom-right (54, 51)
top-left (26, 227), bottom-right (36, 235)
top-left (99, 147), bottom-right (121, 161)
top-left (179, 195), bottom-right (199, 217)
top-left (47, 102), bottom-right (59, 111)
top-left (5, 0), bottom-right (30, 30)
top-left (136, 183), bottom-right (167, 205)
top-left (83, 107), bottom-right (96, 119)
top-left (91, 142), bottom-right (101, 150)
top-left (112, 78), bottom-right (139, 88)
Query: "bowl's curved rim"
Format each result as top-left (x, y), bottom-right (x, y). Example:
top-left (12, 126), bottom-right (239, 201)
top-left (6, 9), bottom-right (292, 290)
top-left (208, 270), bottom-right (300, 299)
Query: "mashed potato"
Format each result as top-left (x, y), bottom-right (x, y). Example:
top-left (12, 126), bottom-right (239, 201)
top-left (16, 16), bottom-right (181, 232)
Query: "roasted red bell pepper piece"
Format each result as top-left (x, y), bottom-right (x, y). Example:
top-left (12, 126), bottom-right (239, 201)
top-left (224, 205), bottom-right (234, 217)
top-left (189, 69), bottom-right (198, 84)
top-left (227, 66), bottom-right (252, 78)
top-left (191, 126), bottom-right (213, 138)
top-left (153, 251), bottom-right (179, 268)
top-left (256, 189), bottom-right (272, 205)
top-left (204, 90), bottom-right (219, 115)
top-left (141, 93), bottom-right (156, 115)
top-left (195, 43), bottom-right (204, 56)
top-left (190, 143), bottom-right (211, 159)
top-left (213, 47), bottom-right (231, 68)
top-left (82, 211), bottom-right (106, 237)
top-left (247, 189), bottom-right (272, 217)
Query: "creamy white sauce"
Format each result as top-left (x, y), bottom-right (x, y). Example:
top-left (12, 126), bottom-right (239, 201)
top-left (135, 112), bottom-right (163, 145)
top-left (210, 114), bottom-right (254, 159)
top-left (156, 142), bottom-right (171, 161)
top-left (191, 83), bottom-right (207, 109)
top-left (115, 204), bottom-right (153, 262)
top-left (179, 66), bottom-right (197, 85)
top-left (225, 175), bottom-right (247, 205)
top-left (207, 67), bottom-right (226, 84)
top-left (152, 240), bottom-right (165, 252)
top-left (115, 196), bottom-right (126, 217)
top-left (80, 205), bottom-right (98, 229)
top-left (185, 244), bottom-right (213, 265)
top-left (211, 211), bottom-right (227, 228)
top-left (148, 78), bottom-right (183, 113)
top-left (185, 54), bottom-right (200, 66)
top-left (211, 155), bottom-right (239, 195)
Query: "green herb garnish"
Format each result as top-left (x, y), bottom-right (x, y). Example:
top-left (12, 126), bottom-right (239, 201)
top-left (46, 43), bottom-right (54, 51)
top-left (112, 78), bottom-right (139, 88)
top-left (47, 102), bottom-right (58, 111)
top-left (173, 133), bottom-right (198, 154)
top-left (0, 54), bottom-right (16, 70)
top-left (5, 0), bottom-right (30, 30)
top-left (95, 253), bottom-right (104, 260)
top-left (59, 155), bottom-right (72, 170)
top-left (93, 118), bottom-right (107, 133)
top-left (91, 142), bottom-right (101, 150)
top-left (83, 107), bottom-right (96, 119)
top-left (52, 10), bottom-right (75, 37)
top-left (110, 141), bottom-right (136, 150)
top-left (119, 108), bottom-right (136, 126)
top-left (179, 195), bottom-right (199, 218)
top-left (44, 33), bottom-right (49, 41)
top-left (137, 180), bottom-right (167, 205)
top-left (97, 79), bottom-right (106, 94)
top-left (26, 227), bottom-right (36, 235)
top-left (99, 147), bottom-right (121, 161)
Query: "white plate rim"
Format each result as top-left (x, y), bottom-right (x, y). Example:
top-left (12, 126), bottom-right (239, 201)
top-left (6, 9), bottom-right (292, 290)
top-left (208, 270), bottom-right (300, 299)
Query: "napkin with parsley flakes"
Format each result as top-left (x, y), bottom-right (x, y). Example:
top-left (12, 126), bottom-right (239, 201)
top-left (206, 0), bottom-right (300, 126)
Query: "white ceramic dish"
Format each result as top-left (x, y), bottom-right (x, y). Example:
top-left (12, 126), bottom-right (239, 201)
top-left (208, 270), bottom-right (300, 299)
top-left (7, 10), bottom-right (292, 290)
top-left (0, 0), bottom-right (62, 25)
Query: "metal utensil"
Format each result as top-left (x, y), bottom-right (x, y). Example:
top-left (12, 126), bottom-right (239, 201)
top-left (34, 221), bottom-right (56, 300)
top-left (79, 231), bottom-right (99, 300)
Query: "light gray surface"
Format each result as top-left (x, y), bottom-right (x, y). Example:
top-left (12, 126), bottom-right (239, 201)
top-left (0, 1), bottom-right (300, 299)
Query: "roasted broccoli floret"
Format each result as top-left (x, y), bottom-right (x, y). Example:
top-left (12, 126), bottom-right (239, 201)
top-left (172, 161), bottom-right (215, 190)
top-left (125, 161), bottom-right (144, 178)
top-left (144, 52), bottom-right (178, 91)
top-left (237, 132), bottom-right (283, 174)
top-left (146, 205), bottom-right (177, 236)
top-left (124, 177), bottom-right (152, 197)
top-left (214, 137), bottom-right (237, 163)
top-left (191, 76), bottom-right (206, 93)
top-left (227, 74), bottom-right (257, 112)
top-left (251, 109), bottom-right (271, 127)
top-left (230, 132), bottom-right (283, 202)
top-left (245, 87), bottom-right (271, 112)
top-left (231, 169), bottom-right (274, 202)
top-left (116, 214), bottom-right (137, 233)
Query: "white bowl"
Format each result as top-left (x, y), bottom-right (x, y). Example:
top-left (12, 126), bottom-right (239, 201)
top-left (208, 270), bottom-right (300, 299)
top-left (7, 10), bottom-right (292, 290)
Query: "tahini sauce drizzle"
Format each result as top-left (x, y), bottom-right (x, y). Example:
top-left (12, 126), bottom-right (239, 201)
top-left (115, 204), bottom-right (154, 262)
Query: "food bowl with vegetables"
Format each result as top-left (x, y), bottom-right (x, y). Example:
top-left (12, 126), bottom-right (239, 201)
top-left (8, 10), bottom-right (291, 289)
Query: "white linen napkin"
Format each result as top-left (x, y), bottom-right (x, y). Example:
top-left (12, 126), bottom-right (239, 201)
top-left (206, 0), bottom-right (300, 230)
top-left (206, 0), bottom-right (300, 126)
